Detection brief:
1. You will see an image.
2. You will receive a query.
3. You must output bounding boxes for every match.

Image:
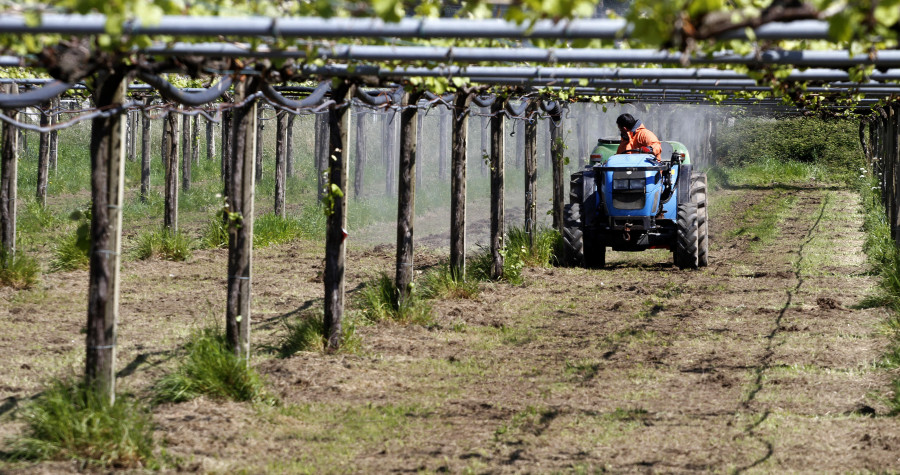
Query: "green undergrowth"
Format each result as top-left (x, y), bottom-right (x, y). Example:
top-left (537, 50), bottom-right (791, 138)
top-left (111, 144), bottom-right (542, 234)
top-left (253, 213), bottom-right (307, 247)
top-left (49, 206), bottom-right (92, 272)
top-left (358, 273), bottom-right (433, 325)
top-left (419, 264), bottom-right (481, 300)
top-left (0, 249), bottom-right (40, 289)
top-left (7, 379), bottom-right (156, 469)
top-left (276, 309), bottom-right (362, 358)
top-left (707, 158), bottom-right (828, 189)
top-left (153, 327), bottom-right (269, 404)
top-left (716, 116), bottom-right (864, 183)
top-left (729, 190), bottom-right (796, 248)
top-left (132, 228), bottom-right (193, 261)
top-left (201, 209), bottom-right (326, 249)
top-left (858, 175), bottom-right (900, 415)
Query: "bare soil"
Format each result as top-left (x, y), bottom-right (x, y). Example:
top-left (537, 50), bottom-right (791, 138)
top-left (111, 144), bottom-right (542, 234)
top-left (2, 184), bottom-right (899, 473)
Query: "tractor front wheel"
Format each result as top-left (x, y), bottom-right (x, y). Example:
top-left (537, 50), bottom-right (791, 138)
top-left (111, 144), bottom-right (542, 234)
top-left (562, 203), bottom-right (585, 267)
top-left (674, 203), bottom-right (699, 269)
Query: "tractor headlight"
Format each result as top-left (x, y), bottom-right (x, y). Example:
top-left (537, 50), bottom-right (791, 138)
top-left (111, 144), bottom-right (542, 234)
top-left (613, 178), bottom-right (645, 190)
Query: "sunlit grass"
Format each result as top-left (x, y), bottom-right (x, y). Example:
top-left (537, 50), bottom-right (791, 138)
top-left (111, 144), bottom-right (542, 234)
top-left (8, 379), bottom-right (156, 468)
top-left (0, 249), bottom-right (40, 289)
top-left (357, 273), bottom-right (433, 324)
top-left (153, 326), bottom-right (268, 404)
top-left (132, 227), bottom-right (194, 261)
top-left (275, 308), bottom-right (362, 357)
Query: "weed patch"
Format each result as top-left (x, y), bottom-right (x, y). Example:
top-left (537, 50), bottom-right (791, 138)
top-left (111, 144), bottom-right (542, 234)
top-left (730, 190), bottom-right (796, 248)
top-left (200, 211), bottom-right (229, 249)
top-left (358, 274), bottom-right (432, 325)
top-left (153, 327), bottom-right (268, 404)
top-left (419, 264), bottom-right (480, 300)
top-left (0, 249), bottom-right (40, 289)
top-left (276, 309), bottom-right (362, 357)
top-left (254, 213), bottom-right (306, 248)
top-left (132, 227), bottom-right (193, 261)
top-left (7, 379), bottom-right (155, 468)
top-left (50, 208), bottom-right (91, 272)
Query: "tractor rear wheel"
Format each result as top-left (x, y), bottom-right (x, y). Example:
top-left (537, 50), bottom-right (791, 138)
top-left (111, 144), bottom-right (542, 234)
top-left (569, 171), bottom-right (584, 204)
top-left (691, 173), bottom-right (709, 267)
top-left (583, 231), bottom-right (606, 269)
top-left (675, 203), bottom-right (699, 269)
top-left (562, 203), bottom-right (584, 267)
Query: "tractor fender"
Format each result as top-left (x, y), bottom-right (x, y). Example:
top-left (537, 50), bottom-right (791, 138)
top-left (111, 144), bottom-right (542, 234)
top-left (582, 169), bottom-right (598, 229)
top-left (676, 163), bottom-right (692, 205)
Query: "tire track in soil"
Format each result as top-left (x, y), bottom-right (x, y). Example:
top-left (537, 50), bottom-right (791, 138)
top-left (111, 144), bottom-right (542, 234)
top-left (733, 190), bottom-right (829, 473)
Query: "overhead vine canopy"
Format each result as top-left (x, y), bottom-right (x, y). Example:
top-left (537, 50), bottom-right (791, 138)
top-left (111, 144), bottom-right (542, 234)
top-left (1, 0), bottom-right (899, 111)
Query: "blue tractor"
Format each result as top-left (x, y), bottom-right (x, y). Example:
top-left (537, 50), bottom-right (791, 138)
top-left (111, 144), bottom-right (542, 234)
top-left (562, 139), bottom-right (709, 269)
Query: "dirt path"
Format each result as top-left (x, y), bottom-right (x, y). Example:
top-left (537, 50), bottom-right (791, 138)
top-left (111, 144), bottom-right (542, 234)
top-left (2, 185), bottom-right (899, 473)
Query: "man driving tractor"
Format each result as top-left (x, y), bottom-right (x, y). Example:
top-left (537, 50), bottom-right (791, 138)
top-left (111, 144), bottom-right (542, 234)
top-left (616, 113), bottom-right (662, 161)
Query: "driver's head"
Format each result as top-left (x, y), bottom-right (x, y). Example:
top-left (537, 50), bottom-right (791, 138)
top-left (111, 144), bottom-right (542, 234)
top-left (616, 113), bottom-right (637, 131)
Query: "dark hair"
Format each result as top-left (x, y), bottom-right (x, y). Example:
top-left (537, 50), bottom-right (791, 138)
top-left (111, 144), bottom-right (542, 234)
top-left (616, 113), bottom-right (637, 129)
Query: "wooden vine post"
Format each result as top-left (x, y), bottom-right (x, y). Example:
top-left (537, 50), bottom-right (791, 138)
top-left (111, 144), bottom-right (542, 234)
top-left (524, 101), bottom-right (538, 245)
top-left (353, 108), bottom-right (366, 197)
top-left (130, 110), bottom-right (138, 162)
top-left (49, 97), bottom-right (59, 173)
top-left (489, 99), bottom-right (505, 280)
top-left (549, 103), bottom-right (565, 232)
top-left (315, 112), bottom-right (329, 201)
top-left (36, 101), bottom-right (50, 207)
top-left (396, 91), bottom-right (422, 301)
top-left (221, 108), bottom-right (233, 196)
top-left (324, 81), bottom-right (354, 351)
top-left (0, 84), bottom-right (18, 255)
top-left (161, 114), bottom-right (168, 169)
top-left (182, 110), bottom-right (191, 192)
top-left (286, 114), bottom-right (295, 177)
top-left (480, 106), bottom-right (489, 176)
top-left (225, 78), bottom-right (257, 361)
top-left (274, 109), bottom-right (287, 217)
top-left (450, 89), bottom-right (474, 280)
top-left (255, 105), bottom-right (264, 183)
top-left (140, 106), bottom-right (151, 203)
top-left (192, 115), bottom-right (200, 165)
top-left (206, 113), bottom-right (215, 161)
top-left (85, 69), bottom-right (128, 403)
top-left (163, 110), bottom-right (179, 230)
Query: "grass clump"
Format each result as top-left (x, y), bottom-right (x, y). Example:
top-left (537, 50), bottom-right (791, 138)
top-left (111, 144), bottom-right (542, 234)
top-left (419, 264), bottom-right (480, 300)
top-left (202, 212), bottom-right (318, 250)
top-left (276, 309), bottom-right (362, 358)
top-left (50, 232), bottom-right (90, 272)
top-left (200, 211), bottom-right (229, 249)
top-left (462, 226), bottom-right (561, 286)
top-left (153, 327), bottom-right (267, 404)
top-left (9, 379), bottom-right (155, 468)
top-left (509, 225), bottom-right (560, 268)
top-left (51, 207), bottom-right (91, 272)
top-left (133, 228), bottom-right (193, 261)
top-left (358, 274), bottom-right (432, 325)
top-left (0, 249), bottom-right (40, 289)
top-left (254, 213), bottom-right (305, 248)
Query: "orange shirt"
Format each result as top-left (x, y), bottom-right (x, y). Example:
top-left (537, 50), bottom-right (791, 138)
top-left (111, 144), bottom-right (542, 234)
top-left (617, 124), bottom-right (662, 161)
